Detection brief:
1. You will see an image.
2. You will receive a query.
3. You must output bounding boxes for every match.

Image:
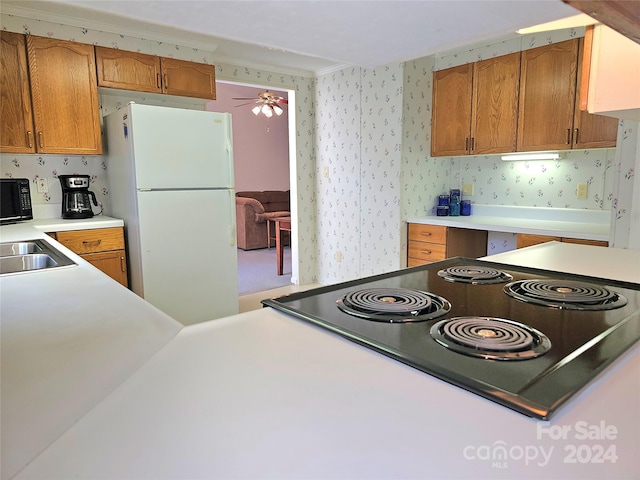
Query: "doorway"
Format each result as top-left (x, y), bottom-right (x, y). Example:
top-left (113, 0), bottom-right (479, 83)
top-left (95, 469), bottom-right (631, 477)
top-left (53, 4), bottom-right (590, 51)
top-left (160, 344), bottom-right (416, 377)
top-left (206, 81), bottom-right (298, 294)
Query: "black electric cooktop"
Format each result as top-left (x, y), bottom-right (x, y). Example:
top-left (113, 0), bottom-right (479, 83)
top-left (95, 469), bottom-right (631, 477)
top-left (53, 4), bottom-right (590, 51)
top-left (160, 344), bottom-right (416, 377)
top-left (262, 257), bottom-right (640, 420)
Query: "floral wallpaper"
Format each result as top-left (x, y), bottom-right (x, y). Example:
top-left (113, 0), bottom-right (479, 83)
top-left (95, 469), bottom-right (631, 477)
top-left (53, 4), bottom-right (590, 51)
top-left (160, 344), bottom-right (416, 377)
top-left (316, 64), bottom-right (404, 284)
top-left (609, 120), bottom-right (639, 249)
top-left (2, 11), bottom-right (637, 289)
top-left (0, 12), bottom-right (317, 285)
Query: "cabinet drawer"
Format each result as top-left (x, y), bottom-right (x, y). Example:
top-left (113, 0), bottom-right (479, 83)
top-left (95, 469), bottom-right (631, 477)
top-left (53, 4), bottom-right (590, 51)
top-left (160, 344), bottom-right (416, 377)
top-left (408, 241), bottom-right (447, 262)
top-left (408, 224), bottom-right (447, 244)
top-left (407, 257), bottom-right (432, 267)
top-left (56, 227), bottom-right (125, 254)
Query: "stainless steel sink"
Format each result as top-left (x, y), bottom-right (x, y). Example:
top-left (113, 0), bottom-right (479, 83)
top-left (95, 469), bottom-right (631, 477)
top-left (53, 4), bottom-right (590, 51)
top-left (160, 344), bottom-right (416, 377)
top-left (0, 239), bottom-right (77, 275)
top-left (0, 241), bottom-right (44, 256)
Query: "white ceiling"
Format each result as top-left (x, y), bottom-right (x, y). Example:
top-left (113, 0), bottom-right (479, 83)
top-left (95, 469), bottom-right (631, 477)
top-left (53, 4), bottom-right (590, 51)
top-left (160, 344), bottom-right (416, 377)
top-left (4, 0), bottom-right (582, 75)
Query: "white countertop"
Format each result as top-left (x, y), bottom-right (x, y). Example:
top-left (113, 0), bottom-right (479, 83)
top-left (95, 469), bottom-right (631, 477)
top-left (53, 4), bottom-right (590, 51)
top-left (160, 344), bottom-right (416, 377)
top-left (482, 241), bottom-right (640, 284)
top-left (0, 221), bottom-right (182, 479)
top-left (408, 204), bottom-right (611, 241)
top-left (14, 302), bottom-right (640, 479)
top-left (2, 223), bottom-right (639, 479)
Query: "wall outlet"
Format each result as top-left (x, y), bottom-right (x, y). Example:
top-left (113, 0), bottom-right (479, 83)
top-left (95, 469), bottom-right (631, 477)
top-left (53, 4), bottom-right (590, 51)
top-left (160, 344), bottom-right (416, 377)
top-left (336, 251), bottom-right (342, 262)
top-left (37, 177), bottom-right (48, 193)
top-left (577, 183), bottom-right (588, 199)
top-left (323, 166), bottom-right (329, 178)
top-left (462, 182), bottom-right (474, 196)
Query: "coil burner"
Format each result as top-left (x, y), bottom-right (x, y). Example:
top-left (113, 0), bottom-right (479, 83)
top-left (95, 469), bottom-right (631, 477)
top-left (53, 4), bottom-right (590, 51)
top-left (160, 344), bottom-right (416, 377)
top-left (437, 265), bottom-right (513, 284)
top-left (504, 279), bottom-right (628, 311)
top-left (430, 316), bottom-right (551, 360)
top-left (336, 287), bottom-right (451, 322)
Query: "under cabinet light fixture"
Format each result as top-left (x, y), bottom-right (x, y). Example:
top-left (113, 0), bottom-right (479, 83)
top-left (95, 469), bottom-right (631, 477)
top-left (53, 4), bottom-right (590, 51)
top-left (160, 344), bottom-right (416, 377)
top-left (501, 153), bottom-right (563, 162)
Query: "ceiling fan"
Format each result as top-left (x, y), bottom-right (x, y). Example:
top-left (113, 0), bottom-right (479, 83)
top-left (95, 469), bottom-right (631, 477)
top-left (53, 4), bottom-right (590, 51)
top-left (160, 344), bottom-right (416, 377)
top-left (233, 90), bottom-right (288, 117)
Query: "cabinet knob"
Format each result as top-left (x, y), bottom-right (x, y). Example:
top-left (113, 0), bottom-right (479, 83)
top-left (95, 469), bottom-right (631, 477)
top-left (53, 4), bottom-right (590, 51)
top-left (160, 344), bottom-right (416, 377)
top-left (82, 239), bottom-right (102, 246)
top-left (566, 128), bottom-right (572, 145)
top-left (27, 131), bottom-right (33, 148)
top-left (38, 131), bottom-right (44, 149)
top-left (574, 128), bottom-right (579, 145)
top-left (421, 232), bottom-right (432, 237)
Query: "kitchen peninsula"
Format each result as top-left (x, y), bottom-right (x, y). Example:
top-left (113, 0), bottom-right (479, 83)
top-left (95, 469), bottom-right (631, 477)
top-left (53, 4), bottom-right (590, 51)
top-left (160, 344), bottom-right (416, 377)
top-left (2, 222), bottom-right (639, 479)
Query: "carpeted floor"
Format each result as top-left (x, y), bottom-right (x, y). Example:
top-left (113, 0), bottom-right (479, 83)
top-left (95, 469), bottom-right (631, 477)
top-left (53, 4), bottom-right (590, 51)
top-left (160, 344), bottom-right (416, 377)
top-left (237, 247), bottom-right (292, 296)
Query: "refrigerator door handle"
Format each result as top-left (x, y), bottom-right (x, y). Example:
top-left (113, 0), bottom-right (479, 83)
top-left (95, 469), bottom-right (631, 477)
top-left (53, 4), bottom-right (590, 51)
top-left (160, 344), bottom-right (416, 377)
top-left (228, 189), bottom-right (236, 246)
top-left (224, 115), bottom-right (234, 188)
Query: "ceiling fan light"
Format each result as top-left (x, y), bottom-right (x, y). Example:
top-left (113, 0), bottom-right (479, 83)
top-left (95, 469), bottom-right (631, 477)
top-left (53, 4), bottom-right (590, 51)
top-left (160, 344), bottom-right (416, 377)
top-left (262, 105), bottom-right (273, 118)
top-left (251, 105), bottom-right (261, 115)
top-left (273, 104), bottom-right (283, 116)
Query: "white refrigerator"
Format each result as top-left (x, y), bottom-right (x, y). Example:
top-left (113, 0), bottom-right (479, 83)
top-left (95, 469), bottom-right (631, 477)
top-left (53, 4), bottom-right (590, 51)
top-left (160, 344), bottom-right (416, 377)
top-left (104, 103), bottom-right (238, 325)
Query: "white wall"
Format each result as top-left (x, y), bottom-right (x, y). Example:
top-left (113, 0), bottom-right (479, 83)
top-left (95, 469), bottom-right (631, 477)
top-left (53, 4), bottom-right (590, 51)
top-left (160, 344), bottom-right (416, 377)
top-left (207, 83), bottom-right (290, 192)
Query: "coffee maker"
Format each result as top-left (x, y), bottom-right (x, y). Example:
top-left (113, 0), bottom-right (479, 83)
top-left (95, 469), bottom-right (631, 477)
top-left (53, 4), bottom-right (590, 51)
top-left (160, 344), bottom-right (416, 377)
top-left (59, 175), bottom-right (101, 219)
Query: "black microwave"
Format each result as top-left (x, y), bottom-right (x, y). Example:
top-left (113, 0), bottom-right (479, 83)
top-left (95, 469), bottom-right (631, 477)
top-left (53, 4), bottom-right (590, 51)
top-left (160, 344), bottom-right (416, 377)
top-left (0, 178), bottom-right (33, 224)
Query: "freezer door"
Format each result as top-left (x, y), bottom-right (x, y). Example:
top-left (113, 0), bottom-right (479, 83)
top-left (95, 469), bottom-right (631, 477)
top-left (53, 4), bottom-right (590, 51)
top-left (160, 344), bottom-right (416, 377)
top-left (128, 104), bottom-right (233, 189)
top-left (136, 189), bottom-right (238, 324)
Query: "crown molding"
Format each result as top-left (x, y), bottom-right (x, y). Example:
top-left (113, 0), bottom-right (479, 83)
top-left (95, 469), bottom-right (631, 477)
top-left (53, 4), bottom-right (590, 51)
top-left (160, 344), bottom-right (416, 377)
top-left (212, 54), bottom-right (317, 80)
top-left (1, 4), bottom-right (219, 52)
top-left (2, 3), bottom-right (327, 79)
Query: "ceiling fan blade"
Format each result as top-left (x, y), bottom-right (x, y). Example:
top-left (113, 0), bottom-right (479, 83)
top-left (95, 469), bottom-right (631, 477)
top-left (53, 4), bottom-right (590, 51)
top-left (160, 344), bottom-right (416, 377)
top-left (234, 101), bottom-right (255, 107)
top-left (232, 97), bottom-right (259, 100)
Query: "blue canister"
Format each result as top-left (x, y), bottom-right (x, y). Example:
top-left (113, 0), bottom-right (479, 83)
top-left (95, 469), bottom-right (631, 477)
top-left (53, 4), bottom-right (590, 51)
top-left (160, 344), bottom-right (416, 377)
top-left (438, 194), bottom-right (450, 207)
top-left (436, 206), bottom-right (449, 216)
top-left (461, 200), bottom-right (471, 216)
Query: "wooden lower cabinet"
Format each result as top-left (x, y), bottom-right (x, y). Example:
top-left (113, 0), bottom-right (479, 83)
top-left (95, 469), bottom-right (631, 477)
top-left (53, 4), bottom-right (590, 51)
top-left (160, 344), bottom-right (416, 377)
top-left (407, 223), bottom-right (488, 267)
top-left (54, 227), bottom-right (129, 287)
top-left (516, 233), bottom-right (608, 249)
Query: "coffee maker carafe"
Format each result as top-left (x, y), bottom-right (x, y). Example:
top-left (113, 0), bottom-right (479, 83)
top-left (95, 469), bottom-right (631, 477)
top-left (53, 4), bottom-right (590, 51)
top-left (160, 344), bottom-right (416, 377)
top-left (59, 175), bottom-right (101, 219)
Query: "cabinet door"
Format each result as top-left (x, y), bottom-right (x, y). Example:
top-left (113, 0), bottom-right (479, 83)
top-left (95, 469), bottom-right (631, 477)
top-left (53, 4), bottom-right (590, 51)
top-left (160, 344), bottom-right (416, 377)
top-left (26, 35), bottom-right (102, 154)
top-left (0, 32), bottom-right (35, 153)
top-left (561, 237), bottom-right (608, 247)
top-left (572, 36), bottom-right (618, 149)
top-left (95, 47), bottom-right (162, 93)
top-left (516, 234), bottom-right (561, 249)
top-left (471, 53), bottom-right (520, 155)
top-left (431, 64), bottom-right (472, 157)
top-left (81, 250), bottom-right (129, 287)
top-left (517, 39), bottom-right (579, 152)
top-left (160, 58), bottom-right (216, 99)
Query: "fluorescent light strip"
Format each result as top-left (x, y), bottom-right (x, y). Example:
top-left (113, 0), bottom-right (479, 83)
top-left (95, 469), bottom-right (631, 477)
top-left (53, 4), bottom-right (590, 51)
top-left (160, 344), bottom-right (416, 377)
top-left (501, 153), bottom-right (562, 161)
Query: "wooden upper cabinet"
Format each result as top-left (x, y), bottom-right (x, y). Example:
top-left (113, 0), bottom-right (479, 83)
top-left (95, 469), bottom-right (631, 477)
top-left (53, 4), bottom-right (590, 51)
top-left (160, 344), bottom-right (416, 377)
top-left (432, 53), bottom-right (520, 157)
top-left (95, 47), bottom-right (216, 100)
top-left (95, 47), bottom-right (162, 93)
top-left (160, 57), bottom-right (216, 100)
top-left (26, 35), bottom-right (102, 155)
top-left (431, 64), bottom-right (473, 157)
top-left (471, 52), bottom-right (521, 155)
top-left (0, 32), bottom-right (35, 153)
top-left (517, 39), bottom-right (579, 152)
top-left (572, 34), bottom-right (618, 149)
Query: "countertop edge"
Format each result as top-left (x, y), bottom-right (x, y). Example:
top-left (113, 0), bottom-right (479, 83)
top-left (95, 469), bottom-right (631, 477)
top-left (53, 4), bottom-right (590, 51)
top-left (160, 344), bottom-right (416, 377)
top-left (406, 216), bottom-right (610, 241)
